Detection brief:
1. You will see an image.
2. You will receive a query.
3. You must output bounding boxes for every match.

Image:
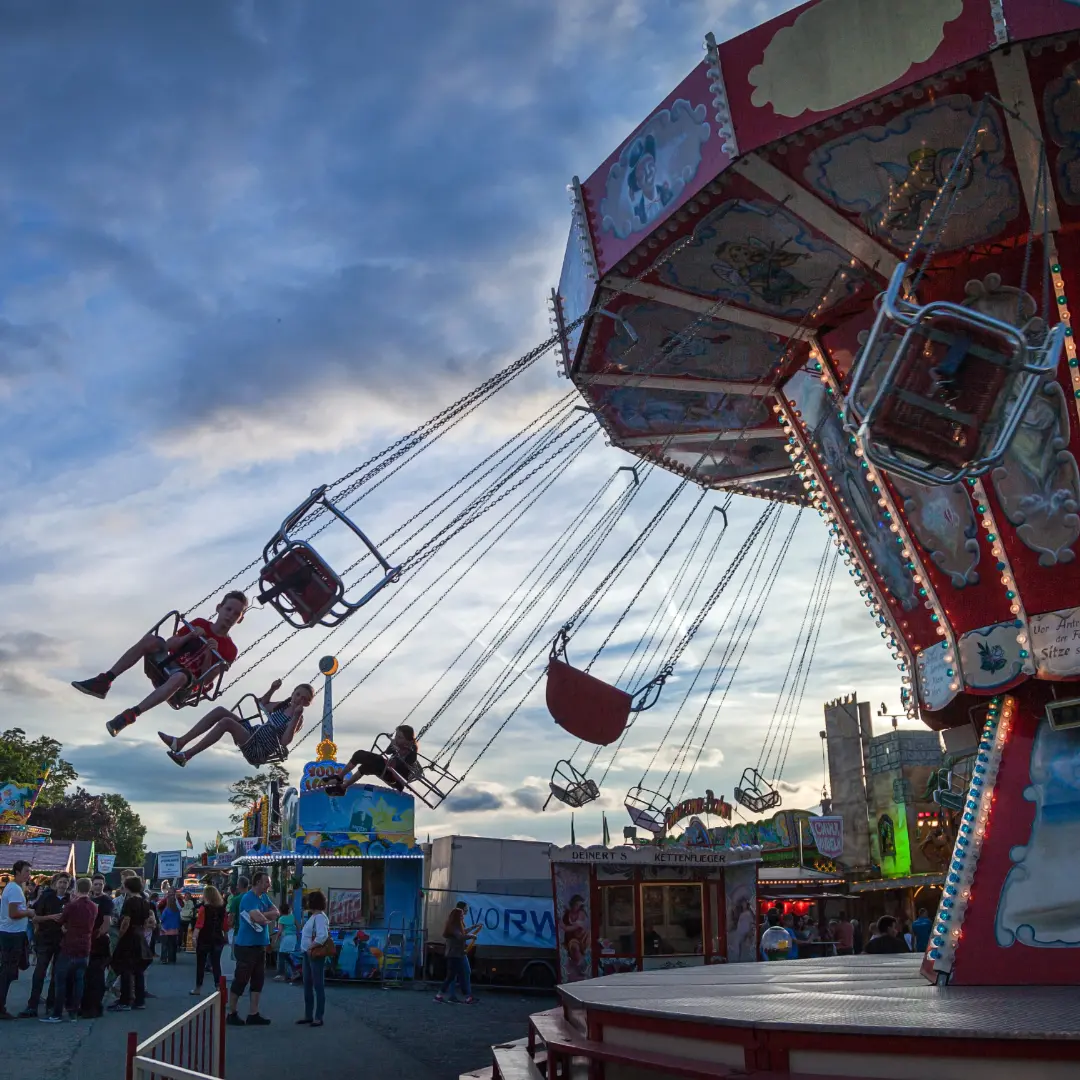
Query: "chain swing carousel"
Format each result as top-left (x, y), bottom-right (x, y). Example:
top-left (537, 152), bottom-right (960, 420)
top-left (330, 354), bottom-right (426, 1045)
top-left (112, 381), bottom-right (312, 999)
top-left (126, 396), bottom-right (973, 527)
top-left (529, 2), bottom-right (1080, 1077)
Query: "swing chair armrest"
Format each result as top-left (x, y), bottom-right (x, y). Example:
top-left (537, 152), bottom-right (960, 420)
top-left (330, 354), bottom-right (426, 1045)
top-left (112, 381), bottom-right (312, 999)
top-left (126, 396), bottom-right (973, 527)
top-left (550, 627), bottom-right (571, 664)
top-left (278, 485), bottom-right (331, 542)
top-left (631, 669), bottom-right (670, 713)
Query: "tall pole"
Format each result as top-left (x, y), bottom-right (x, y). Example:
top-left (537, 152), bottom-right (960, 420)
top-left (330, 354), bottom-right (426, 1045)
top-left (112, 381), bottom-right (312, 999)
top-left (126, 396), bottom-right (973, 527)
top-left (317, 656), bottom-right (338, 763)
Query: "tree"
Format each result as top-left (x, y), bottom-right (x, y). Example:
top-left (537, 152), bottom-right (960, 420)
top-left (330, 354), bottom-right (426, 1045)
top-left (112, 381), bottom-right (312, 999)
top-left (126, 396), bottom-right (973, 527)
top-left (0, 728), bottom-right (78, 809)
top-left (30, 789), bottom-right (146, 867)
top-left (101, 793), bottom-right (147, 867)
top-left (227, 764), bottom-right (289, 829)
top-left (31, 788), bottom-right (116, 850)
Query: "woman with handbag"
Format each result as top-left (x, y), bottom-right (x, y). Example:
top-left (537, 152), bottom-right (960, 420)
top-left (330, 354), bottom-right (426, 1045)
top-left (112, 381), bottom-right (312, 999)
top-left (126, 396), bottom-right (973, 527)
top-left (192, 885), bottom-right (228, 996)
top-left (108, 877), bottom-right (154, 1012)
top-left (297, 891), bottom-right (331, 1027)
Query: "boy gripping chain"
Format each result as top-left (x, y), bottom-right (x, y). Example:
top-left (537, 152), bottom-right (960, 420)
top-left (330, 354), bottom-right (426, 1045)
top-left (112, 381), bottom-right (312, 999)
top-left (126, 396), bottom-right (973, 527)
top-left (71, 592), bottom-right (247, 737)
top-left (158, 680), bottom-right (314, 768)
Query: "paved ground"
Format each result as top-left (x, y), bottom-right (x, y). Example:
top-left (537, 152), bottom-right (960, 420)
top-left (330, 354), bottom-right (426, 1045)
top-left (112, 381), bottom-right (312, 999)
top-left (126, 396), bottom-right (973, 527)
top-left (3, 952), bottom-right (549, 1079)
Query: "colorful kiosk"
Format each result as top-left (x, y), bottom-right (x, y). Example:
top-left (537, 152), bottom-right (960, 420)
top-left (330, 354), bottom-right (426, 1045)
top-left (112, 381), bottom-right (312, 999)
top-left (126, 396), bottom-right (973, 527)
top-left (234, 656), bottom-right (424, 984)
top-left (550, 843), bottom-right (762, 982)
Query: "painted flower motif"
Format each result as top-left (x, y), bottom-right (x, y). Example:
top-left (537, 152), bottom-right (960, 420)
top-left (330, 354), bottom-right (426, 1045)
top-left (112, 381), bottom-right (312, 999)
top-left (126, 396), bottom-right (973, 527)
top-left (978, 642), bottom-right (1007, 674)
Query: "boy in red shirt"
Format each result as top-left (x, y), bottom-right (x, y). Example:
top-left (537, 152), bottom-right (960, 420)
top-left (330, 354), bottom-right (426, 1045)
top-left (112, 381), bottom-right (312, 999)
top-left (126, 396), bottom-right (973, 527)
top-left (41, 877), bottom-right (98, 1023)
top-left (72, 591), bottom-right (246, 738)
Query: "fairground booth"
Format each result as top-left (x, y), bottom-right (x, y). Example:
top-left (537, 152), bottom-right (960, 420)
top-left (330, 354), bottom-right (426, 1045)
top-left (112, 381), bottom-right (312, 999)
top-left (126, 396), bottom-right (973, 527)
top-left (234, 660), bottom-right (424, 984)
top-left (549, 842), bottom-right (762, 982)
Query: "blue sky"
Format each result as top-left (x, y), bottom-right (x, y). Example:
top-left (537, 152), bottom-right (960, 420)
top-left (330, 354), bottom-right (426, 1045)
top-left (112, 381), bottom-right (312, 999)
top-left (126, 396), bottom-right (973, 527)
top-left (0, 0), bottom-right (916, 852)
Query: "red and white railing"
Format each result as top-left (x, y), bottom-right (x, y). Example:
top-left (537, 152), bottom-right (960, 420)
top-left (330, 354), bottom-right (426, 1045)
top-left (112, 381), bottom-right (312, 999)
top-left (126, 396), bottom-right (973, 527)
top-left (125, 977), bottom-right (228, 1080)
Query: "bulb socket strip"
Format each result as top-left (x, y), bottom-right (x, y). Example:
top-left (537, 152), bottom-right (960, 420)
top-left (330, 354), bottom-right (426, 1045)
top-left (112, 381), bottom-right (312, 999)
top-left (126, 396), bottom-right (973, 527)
top-left (1048, 241), bottom-right (1080, 431)
top-left (968, 476), bottom-right (1033, 669)
top-left (928, 694), bottom-right (1014, 975)
top-left (775, 388), bottom-right (916, 711)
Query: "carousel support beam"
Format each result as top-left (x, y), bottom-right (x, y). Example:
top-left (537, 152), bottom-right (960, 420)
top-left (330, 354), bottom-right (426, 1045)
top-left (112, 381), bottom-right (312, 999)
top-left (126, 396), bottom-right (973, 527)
top-left (583, 372), bottom-right (773, 396)
top-left (601, 274), bottom-right (810, 340)
top-left (618, 428), bottom-right (787, 448)
top-left (990, 48), bottom-right (1062, 231)
top-left (715, 467), bottom-right (794, 485)
top-left (732, 155), bottom-right (901, 279)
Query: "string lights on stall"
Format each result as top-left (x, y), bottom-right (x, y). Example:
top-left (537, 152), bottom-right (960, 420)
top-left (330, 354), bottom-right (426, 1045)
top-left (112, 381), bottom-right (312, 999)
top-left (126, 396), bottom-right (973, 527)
top-left (927, 695), bottom-right (1014, 978)
top-left (1048, 238), bottom-right (1080, 429)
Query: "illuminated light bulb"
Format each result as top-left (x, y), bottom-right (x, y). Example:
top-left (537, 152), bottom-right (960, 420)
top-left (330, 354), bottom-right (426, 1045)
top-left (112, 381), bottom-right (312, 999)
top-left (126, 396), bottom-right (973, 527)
top-left (1010, 604), bottom-right (1021, 615)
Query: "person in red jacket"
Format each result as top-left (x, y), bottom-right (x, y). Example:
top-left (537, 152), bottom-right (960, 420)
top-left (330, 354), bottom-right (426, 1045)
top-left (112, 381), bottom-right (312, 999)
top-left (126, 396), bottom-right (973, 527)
top-left (41, 878), bottom-right (98, 1023)
top-left (71, 591), bottom-right (247, 737)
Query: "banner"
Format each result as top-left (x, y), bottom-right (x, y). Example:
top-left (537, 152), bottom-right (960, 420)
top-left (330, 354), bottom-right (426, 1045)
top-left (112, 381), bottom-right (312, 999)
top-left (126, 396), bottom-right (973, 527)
top-left (97, 854), bottom-right (116, 874)
top-left (157, 850), bottom-right (183, 879)
top-left (241, 838), bottom-right (259, 852)
top-left (455, 892), bottom-right (556, 951)
top-left (808, 816), bottom-right (844, 859)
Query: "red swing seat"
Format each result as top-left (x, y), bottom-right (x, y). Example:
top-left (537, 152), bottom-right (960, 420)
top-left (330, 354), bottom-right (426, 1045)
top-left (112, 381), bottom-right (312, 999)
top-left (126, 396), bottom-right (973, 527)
top-left (546, 657), bottom-right (632, 747)
top-left (142, 611), bottom-right (227, 710)
top-left (258, 544), bottom-right (344, 628)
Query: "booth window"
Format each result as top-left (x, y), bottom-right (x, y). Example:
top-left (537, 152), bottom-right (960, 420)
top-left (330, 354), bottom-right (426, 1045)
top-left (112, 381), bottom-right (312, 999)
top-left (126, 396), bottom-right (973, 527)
top-left (641, 884), bottom-right (703, 955)
top-left (362, 860), bottom-right (385, 925)
top-left (600, 885), bottom-right (635, 955)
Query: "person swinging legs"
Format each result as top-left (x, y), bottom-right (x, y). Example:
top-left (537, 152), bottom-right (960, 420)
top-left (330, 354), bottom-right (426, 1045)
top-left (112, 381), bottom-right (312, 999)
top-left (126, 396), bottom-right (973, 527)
top-left (71, 592), bottom-right (246, 737)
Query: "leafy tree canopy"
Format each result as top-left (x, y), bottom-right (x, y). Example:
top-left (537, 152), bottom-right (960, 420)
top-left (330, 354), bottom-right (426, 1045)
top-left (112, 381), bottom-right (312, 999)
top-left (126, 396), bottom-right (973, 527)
top-left (227, 764), bottom-right (289, 829)
top-left (0, 728), bottom-right (78, 808)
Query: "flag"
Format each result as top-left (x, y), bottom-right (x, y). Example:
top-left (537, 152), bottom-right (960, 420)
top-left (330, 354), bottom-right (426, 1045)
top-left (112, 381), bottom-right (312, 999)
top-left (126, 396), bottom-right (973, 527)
top-left (185, 831), bottom-right (193, 850)
top-left (571, 813), bottom-right (576, 846)
top-left (215, 831), bottom-right (222, 852)
top-left (602, 812), bottom-right (610, 848)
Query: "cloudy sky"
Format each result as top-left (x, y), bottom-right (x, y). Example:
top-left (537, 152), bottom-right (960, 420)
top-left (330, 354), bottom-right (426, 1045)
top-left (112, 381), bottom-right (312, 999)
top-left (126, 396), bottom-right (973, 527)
top-left (0, 0), bottom-right (918, 853)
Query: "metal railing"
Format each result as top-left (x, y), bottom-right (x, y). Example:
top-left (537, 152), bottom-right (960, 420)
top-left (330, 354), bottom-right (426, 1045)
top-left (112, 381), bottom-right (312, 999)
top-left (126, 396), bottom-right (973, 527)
top-left (125, 976), bottom-right (227, 1080)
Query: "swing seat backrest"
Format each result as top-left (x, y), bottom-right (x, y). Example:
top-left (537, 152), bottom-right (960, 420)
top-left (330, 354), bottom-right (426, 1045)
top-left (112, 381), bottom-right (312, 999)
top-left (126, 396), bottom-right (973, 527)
top-left (259, 543), bottom-right (344, 627)
top-left (624, 786), bottom-right (673, 835)
top-left (546, 657), bottom-right (632, 746)
top-left (734, 768), bottom-right (781, 815)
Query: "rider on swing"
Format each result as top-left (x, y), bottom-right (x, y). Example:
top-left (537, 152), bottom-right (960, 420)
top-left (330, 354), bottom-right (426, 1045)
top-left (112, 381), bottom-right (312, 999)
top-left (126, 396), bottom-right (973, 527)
top-left (71, 592), bottom-right (247, 737)
top-left (325, 725), bottom-right (419, 796)
top-left (158, 680), bottom-right (315, 768)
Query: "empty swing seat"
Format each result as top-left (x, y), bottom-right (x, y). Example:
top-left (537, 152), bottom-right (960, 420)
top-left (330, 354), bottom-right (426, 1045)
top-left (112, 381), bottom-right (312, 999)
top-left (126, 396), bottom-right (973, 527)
top-left (370, 732), bottom-right (459, 811)
top-left (142, 610), bottom-right (227, 710)
top-left (847, 265), bottom-right (1064, 485)
top-left (734, 768), bottom-right (781, 815)
top-left (624, 786), bottom-right (674, 835)
top-left (260, 485), bottom-right (401, 629)
top-left (548, 760), bottom-right (600, 808)
top-left (546, 658), bottom-right (632, 746)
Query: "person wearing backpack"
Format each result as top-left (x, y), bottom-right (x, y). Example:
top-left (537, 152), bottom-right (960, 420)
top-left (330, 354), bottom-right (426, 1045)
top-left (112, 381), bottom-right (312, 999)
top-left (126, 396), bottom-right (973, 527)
top-left (297, 891), bottom-right (331, 1028)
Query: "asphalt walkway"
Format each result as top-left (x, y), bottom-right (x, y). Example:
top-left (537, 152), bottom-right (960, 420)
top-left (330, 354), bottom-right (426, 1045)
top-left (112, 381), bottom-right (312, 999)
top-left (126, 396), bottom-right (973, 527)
top-left (3, 952), bottom-right (547, 1079)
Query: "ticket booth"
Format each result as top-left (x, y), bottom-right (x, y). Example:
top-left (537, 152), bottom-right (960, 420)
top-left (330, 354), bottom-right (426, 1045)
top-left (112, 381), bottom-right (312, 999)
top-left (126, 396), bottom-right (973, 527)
top-left (550, 844), bottom-right (762, 982)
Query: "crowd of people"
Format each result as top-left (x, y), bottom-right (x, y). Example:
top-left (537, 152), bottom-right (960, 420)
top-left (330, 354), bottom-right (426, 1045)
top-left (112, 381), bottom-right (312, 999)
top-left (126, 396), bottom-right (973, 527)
top-left (0, 864), bottom-right (333, 1026)
top-left (761, 904), bottom-right (935, 958)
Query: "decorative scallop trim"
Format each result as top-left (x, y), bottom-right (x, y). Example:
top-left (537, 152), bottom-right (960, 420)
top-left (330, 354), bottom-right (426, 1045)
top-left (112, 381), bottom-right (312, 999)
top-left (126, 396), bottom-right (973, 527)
top-left (704, 32), bottom-right (739, 158)
top-left (568, 176), bottom-right (599, 282)
top-left (989, 0), bottom-right (1009, 48)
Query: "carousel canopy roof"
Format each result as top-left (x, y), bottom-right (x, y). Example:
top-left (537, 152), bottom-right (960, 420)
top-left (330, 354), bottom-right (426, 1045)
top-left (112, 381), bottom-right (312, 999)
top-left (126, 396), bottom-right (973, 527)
top-left (556, 0), bottom-right (1080, 500)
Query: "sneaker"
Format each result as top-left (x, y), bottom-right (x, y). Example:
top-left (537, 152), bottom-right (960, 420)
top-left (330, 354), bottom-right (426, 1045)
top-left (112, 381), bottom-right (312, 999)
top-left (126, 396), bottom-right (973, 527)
top-left (168, 750), bottom-right (187, 767)
top-left (463, 996), bottom-right (478, 1005)
top-left (226, 1012), bottom-right (246, 1027)
top-left (433, 994), bottom-right (445, 1003)
top-left (246, 1014), bottom-right (271, 1026)
top-left (158, 732), bottom-right (179, 751)
top-left (72, 674), bottom-right (112, 700)
top-left (106, 709), bottom-right (138, 737)
top-left (295, 1018), bottom-right (313, 1025)
top-left (17, 1009), bottom-right (37, 1019)
top-left (39, 1015), bottom-right (63, 1024)
top-left (272, 975), bottom-right (286, 982)
top-left (190, 989), bottom-right (202, 996)
top-left (107, 1003), bottom-right (131, 1013)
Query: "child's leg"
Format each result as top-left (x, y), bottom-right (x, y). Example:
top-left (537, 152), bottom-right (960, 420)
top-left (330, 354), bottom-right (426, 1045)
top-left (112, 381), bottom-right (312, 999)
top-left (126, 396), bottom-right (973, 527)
top-left (132, 671), bottom-right (189, 715)
top-left (171, 706), bottom-right (233, 751)
top-left (183, 716), bottom-right (250, 761)
top-left (108, 634), bottom-right (168, 679)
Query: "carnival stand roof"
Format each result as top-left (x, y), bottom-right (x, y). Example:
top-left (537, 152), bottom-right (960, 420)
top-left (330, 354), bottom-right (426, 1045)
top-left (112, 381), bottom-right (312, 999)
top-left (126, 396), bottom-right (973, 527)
top-left (556, 0), bottom-right (1080, 503)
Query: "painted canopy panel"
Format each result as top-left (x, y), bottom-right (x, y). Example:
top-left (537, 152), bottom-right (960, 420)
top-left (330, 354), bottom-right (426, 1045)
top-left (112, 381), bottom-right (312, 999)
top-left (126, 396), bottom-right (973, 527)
top-left (717, 0), bottom-right (995, 155)
top-left (581, 60), bottom-right (730, 276)
top-left (1004, 0), bottom-right (1080, 42)
top-left (557, 222), bottom-right (597, 373)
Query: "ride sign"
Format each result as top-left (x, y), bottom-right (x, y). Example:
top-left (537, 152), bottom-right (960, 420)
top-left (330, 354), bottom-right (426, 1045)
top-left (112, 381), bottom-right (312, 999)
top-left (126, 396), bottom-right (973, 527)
top-left (664, 789), bottom-right (733, 831)
top-left (807, 816), bottom-right (844, 860)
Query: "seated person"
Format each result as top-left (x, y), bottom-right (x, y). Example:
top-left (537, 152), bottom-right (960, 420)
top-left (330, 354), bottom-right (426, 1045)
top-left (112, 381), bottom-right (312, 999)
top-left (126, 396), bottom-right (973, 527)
top-left (158, 680), bottom-right (314, 768)
top-left (325, 725), bottom-right (418, 795)
top-left (72, 591), bottom-right (247, 737)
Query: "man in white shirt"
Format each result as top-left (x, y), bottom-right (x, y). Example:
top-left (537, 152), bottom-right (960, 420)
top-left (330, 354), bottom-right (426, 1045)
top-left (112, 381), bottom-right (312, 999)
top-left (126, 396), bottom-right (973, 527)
top-left (0, 860), bottom-right (32, 1019)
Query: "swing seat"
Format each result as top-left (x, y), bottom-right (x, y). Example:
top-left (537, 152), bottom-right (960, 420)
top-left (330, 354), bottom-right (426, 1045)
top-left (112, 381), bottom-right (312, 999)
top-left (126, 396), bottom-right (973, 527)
top-left (847, 265), bottom-right (1065, 485)
top-left (143, 611), bottom-right (227, 710)
top-left (546, 658), bottom-right (632, 746)
top-left (370, 732), bottom-right (459, 811)
top-left (231, 695), bottom-right (291, 764)
top-left (734, 768), bottom-right (781, 815)
top-left (624, 786), bottom-right (674, 835)
top-left (260, 485), bottom-right (401, 629)
top-left (548, 760), bottom-right (600, 808)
